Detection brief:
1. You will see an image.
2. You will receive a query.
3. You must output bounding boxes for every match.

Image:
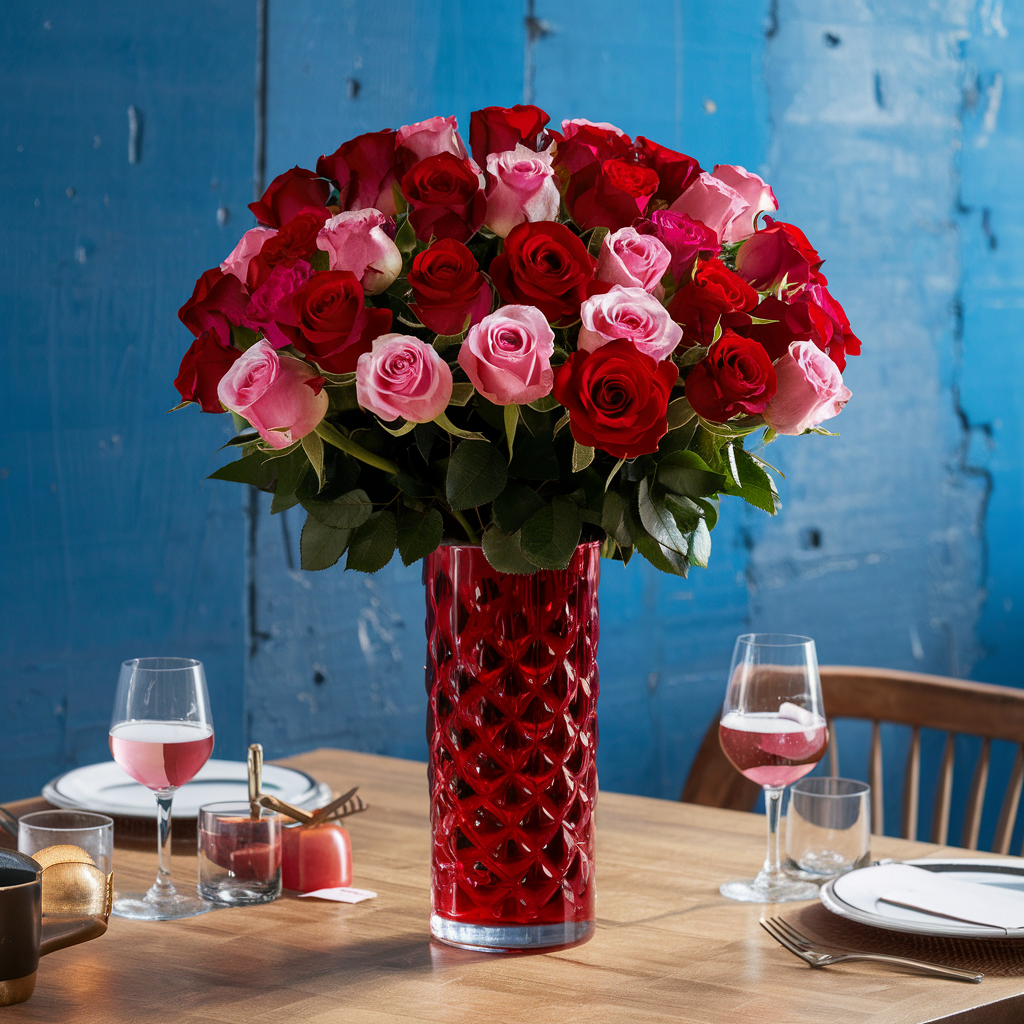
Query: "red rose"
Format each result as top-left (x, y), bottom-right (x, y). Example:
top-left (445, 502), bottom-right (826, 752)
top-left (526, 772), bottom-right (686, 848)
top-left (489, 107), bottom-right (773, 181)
top-left (490, 221), bottom-right (596, 324)
top-left (248, 167), bottom-right (332, 229)
top-left (667, 258), bottom-right (760, 345)
top-left (565, 158), bottom-right (658, 232)
top-left (400, 153), bottom-right (486, 243)
top-left (317, 129), bottom-right (399, 217)
top-left (407, 239), bottom-right (492, 335)
top-left (178, 267), bottom-right (249, 346)
top-left (245, 208), bottom-right (330, 289)
top-left (735, 218), bottom-right (821, 293)
top-left (287, 271), bottom-right (392, 374)
top-left (469, 104), bottom-right (550, 165)
top-left (685, 330), bottom-right (777, 422)
top-left (174, 329), bottom-right (242, 413)
top-left (633, 137), bottom-right (701, 206)
top-left (553, 339), bottom-right (678, 458)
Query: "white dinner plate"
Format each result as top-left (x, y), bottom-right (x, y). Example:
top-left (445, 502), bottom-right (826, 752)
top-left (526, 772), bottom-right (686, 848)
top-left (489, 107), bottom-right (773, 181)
top-left (821, 859), bottom-right (1024, 938)
top-left (42, 759), bottom-right (333, 820)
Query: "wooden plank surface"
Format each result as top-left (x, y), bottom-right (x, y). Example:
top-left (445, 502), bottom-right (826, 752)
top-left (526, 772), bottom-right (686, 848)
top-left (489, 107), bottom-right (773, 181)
top-left (7, 748), bottom-right (1024, 1024)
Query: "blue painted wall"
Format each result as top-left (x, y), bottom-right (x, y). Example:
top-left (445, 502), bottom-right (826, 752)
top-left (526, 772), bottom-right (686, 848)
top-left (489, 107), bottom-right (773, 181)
top-left (4, 1), bottom-right (1024, 851)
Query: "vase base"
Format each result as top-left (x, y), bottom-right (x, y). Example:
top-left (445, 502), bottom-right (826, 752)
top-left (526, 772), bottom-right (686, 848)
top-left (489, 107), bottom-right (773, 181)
top-left (430, 914), bottom-right (594, 952)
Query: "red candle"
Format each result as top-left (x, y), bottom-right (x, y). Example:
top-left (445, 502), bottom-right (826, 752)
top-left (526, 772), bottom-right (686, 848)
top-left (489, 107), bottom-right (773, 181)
top-left (281, 823), bottom-right (352, 892)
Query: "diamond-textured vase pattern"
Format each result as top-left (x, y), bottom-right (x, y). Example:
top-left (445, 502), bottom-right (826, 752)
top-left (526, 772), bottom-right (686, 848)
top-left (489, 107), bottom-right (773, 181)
top-left (424, 542), bottom-right (601, 951)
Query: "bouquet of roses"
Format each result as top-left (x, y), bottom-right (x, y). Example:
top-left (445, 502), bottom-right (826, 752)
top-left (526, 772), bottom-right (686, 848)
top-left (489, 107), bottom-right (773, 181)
top-left (173, 105), bottom-right (858, 576)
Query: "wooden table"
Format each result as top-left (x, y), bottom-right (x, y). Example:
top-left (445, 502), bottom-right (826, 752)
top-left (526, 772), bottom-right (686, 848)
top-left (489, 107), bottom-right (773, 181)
top-left (7, 748), bottom-right (1024, 1023)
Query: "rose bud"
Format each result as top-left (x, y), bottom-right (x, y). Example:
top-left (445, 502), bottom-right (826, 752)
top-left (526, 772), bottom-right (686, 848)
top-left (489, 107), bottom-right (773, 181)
top-left (221, 227), bottom-right (277, 284)
top-left (248, 166), bottom-right (331, 229)
top-left (735, 218), bottom-right (822, 294)
top-left (763, 340), bottom-right (851, 435)
top-left (483, 143), bottom-right (560, 238)
top-left (317, 129), bottom-right (399, 216)
top-left (553, 339), bottom-right (678, 460)
top-left (489, 221), bottom-right (596, 325)
top-left (316, 209), bottom-right (403, 295)
top-left (407, 239), bottom-right (492, 336)
top-left (356, 334), bottom-right (454, 423)
top-left (578, 286), bottom-right (682, 362)
top-left (217, 341), bottom-right (328, 449)
top-left (684, 330), bottom-right (778, 423)
top-left (596, 226), bottom-right (671, 294)
top-left (667, 257), bottom-right (759, 346)
top-left (400, 153), bottom-right (486, 243)
top-left (458, 305), bottom-right (555, 406)
top-left (242, 261), bottom-right (315, 349)
top-left (288, 271), bottom-right (393, 374)
top-left (174, 329), bottom-right (242, 413)
top-left (179, 267), bottom-right (250, 347)
top-left (712, 165), bottom-right (778, 241)
top-left (636, 210), bottom-right (719, 282)
top-left (469, 104), bottom-right (551, 165)
top-left (669, 172), bottom-right (748, 246)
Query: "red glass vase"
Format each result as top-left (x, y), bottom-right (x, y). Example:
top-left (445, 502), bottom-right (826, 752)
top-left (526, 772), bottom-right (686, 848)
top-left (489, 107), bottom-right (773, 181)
top-left (423, 541), bottom-right (601, 951)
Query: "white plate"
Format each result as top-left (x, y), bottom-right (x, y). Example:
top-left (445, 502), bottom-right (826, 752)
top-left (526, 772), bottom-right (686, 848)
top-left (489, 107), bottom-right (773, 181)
top-left (821, 859), bottom-right (1024, 938)
top-left (43, 760), bottom-right (333, 820)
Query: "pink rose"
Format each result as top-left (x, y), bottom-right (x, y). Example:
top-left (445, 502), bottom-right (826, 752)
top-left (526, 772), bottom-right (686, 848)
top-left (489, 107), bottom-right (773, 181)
top-left (457, 305), bottom-right (554, 406)
top-left (763, 340), bottom-right (851, 435)
top-left (217, 341), bottom-right (328, 449)
top-left (712, 165), bottom-right (778, 242)
top-left (221, 227), bottom-right (277, 283)
top-left (243, 261), bottom-right (315, 348)
top-left (396, 115), bottom-right (473, 172)
top-left (483, 143), bottom-right (560, 238)
top-left (669, 172), bottom-right (747, 245)
top-left (596, 226), bottom-right (671, 293)
top-left (316, 209), bottom-right (402, 295)
top-left (356, 334), bottom-right (453, 423)
top-left (636, 210), bottom-right (719, 282)
top-left (578, 285), bottom-right (683, 362)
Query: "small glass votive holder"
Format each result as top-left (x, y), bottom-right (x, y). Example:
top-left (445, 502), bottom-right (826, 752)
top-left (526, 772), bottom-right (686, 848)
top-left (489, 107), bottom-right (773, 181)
top-left (18, 810), bottom-right (114, 919)
top-left (785, 777), bottom-right (871, 881)
top-left (197, 803), bottom-right (282, 906)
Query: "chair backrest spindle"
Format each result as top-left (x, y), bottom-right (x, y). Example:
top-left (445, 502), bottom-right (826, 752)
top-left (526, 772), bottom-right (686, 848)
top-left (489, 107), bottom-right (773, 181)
top-left (869, 721), bottom-right (884, 835)
top-left (994, 745), bottom-right (1024, 855)
top-left (901, 725), bottom-right (920, 841)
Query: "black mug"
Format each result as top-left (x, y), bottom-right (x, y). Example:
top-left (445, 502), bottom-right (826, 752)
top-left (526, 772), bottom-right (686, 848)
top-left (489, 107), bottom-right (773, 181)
top-left (0, 849), bottom-right (107, 1006)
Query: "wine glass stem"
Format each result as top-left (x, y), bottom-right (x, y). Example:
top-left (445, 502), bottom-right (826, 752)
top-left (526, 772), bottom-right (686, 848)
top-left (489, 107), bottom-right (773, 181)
top-left (152, 790), bottom-right (176, 898)
top-left (762, 785), bottom-right (784, 881)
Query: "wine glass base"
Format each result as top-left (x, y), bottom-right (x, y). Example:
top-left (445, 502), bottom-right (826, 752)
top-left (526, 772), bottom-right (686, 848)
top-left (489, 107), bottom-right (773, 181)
top-left (719, 876), bottom-right (820, 903)
top-left (112, 889), bottom-right (214, 921)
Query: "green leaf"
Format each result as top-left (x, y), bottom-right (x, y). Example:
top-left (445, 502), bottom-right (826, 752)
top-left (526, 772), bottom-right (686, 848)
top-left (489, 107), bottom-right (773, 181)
top-left (391, 183), bottom-right (409, 215)
top-left (638, 479), bottom-right (689, 556)
top-left (572, 442), bottom-right (595, 473)
top-left (316, 421), bottom-right (399, 476)
top-left (657, 450), bottom-right (725, 498)
top-left (600, 489), bottom-right (631, 548)
top-left (481, 525), bottom-right (541, 574)
top-left (309, 249), bottom-right (330, 272)
top-left (762, 426), bottom-right (778, 445)
top-left (209, 451), bottom-right (277, 488)
top-left (346, 511), bottom-right (398, 573)
top-left (507, 431), bottom-right (560, 481)
top-left (445, 440), bottom-right (508, 511)
top-left (230, 324), bottom-right (261, 351)
top-left (377, 418), bottom-right (417, 437)
top-left (301, 488), bottom-right (373, 530)
top-left (666, 397), bottom-right (696, 431)
top-left (724, 445), bottom-right (780, 515)
top-left (397, 507), bottom-right (443, 566)
top-left (712, 320), bottom-right (723, 344)
top-left (677, 345), bottom-right (708, 367)
top-left (300, 515), bottom-right (351, 571)
top-left (503, 404), bottom-right (519, 462)
top-left (663, 493), bottom-right (702, 533)
top-left (553, 412), bottom-right (571, 436)
top-left (492, 482), bottom-right (546, 534)
top-left (449, 383), bottom-right (475, 407)
top-left (688, 517), bottom-right (712, 568)
top-left (434, 410), bottom-right (487, 441)
top-left (301, 432), bottom-right (326, 493)
top-left (527, 394), bottom-right (561, 413)
top-left (222, 430), bottom-right (261, 448)
top-left (694, 496), bottom-right (719, 531)
top-left (270, 448), bottom-right (309, 514)
top-left (395, 216), bottom-right (417, 254)
top-left (585, 225), bottom-right (610, 256)
top-left (604, 458), bottom-right (625, 492)
top-left (626, 498), bottom-right (689, 578)
top-left (520, 496), bottom-right (582, 570)
top-left (432, 313), bottom-right (473, 352)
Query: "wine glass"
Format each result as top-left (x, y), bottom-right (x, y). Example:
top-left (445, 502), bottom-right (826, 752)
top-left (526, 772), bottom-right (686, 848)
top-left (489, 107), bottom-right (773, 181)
top-left (718, 634), bottom-right (828, 903)
top-left (109, 657), bottom-right (214, 920)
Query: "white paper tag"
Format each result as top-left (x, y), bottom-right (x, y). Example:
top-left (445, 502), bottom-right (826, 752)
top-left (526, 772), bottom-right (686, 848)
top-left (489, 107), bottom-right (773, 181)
top-left (297, 886), bottom-right (377, 903)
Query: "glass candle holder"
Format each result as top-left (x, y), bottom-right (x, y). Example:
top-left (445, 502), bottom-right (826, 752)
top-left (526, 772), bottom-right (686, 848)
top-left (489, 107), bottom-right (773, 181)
top-left (197, 803), bottom-right (281, 906)
top-left (785, 777), bottom-right (871, 880)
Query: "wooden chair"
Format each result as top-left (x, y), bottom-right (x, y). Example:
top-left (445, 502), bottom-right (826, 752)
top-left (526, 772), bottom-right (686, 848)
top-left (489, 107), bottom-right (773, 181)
top-left (681, 665), bottom-right (1024, 854)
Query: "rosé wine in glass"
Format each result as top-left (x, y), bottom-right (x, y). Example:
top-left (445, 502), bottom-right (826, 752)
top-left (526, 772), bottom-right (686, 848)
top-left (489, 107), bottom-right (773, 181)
top-left (109, 721), bottom-right (214, 791)
top-left (718, 711), bottom-right (828, 788)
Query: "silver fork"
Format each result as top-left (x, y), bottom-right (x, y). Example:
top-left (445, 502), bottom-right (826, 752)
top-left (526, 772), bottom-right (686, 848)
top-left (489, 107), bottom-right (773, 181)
top-left (760, 916), bottom-right (984, 983)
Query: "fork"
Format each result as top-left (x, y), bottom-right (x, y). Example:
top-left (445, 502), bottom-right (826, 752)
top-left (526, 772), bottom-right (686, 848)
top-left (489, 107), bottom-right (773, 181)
top-left (760, 916), bottom-right (984, 983)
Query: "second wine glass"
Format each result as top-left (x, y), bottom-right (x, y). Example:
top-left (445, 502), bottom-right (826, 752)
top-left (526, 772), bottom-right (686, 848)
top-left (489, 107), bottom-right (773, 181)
top-left (109, 657), bottom-right (214, 920)
top-left (718, 634), bottom-right (828, 903)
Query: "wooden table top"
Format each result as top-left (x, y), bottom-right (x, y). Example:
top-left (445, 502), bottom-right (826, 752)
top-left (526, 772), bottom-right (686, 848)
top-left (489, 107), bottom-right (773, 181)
top-left (6, 747), bottom-right (1024, 1024)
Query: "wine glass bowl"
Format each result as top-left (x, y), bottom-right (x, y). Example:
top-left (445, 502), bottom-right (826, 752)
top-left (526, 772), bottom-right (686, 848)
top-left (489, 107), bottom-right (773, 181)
top-left (109, 657), bottom-right (214, 921)
top-left (718, 634), bottom-right (828, 903)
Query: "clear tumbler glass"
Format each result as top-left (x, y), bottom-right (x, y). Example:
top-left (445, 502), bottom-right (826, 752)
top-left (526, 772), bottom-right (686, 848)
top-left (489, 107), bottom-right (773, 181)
top-left (198, 802), bottom-right (282, 906)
